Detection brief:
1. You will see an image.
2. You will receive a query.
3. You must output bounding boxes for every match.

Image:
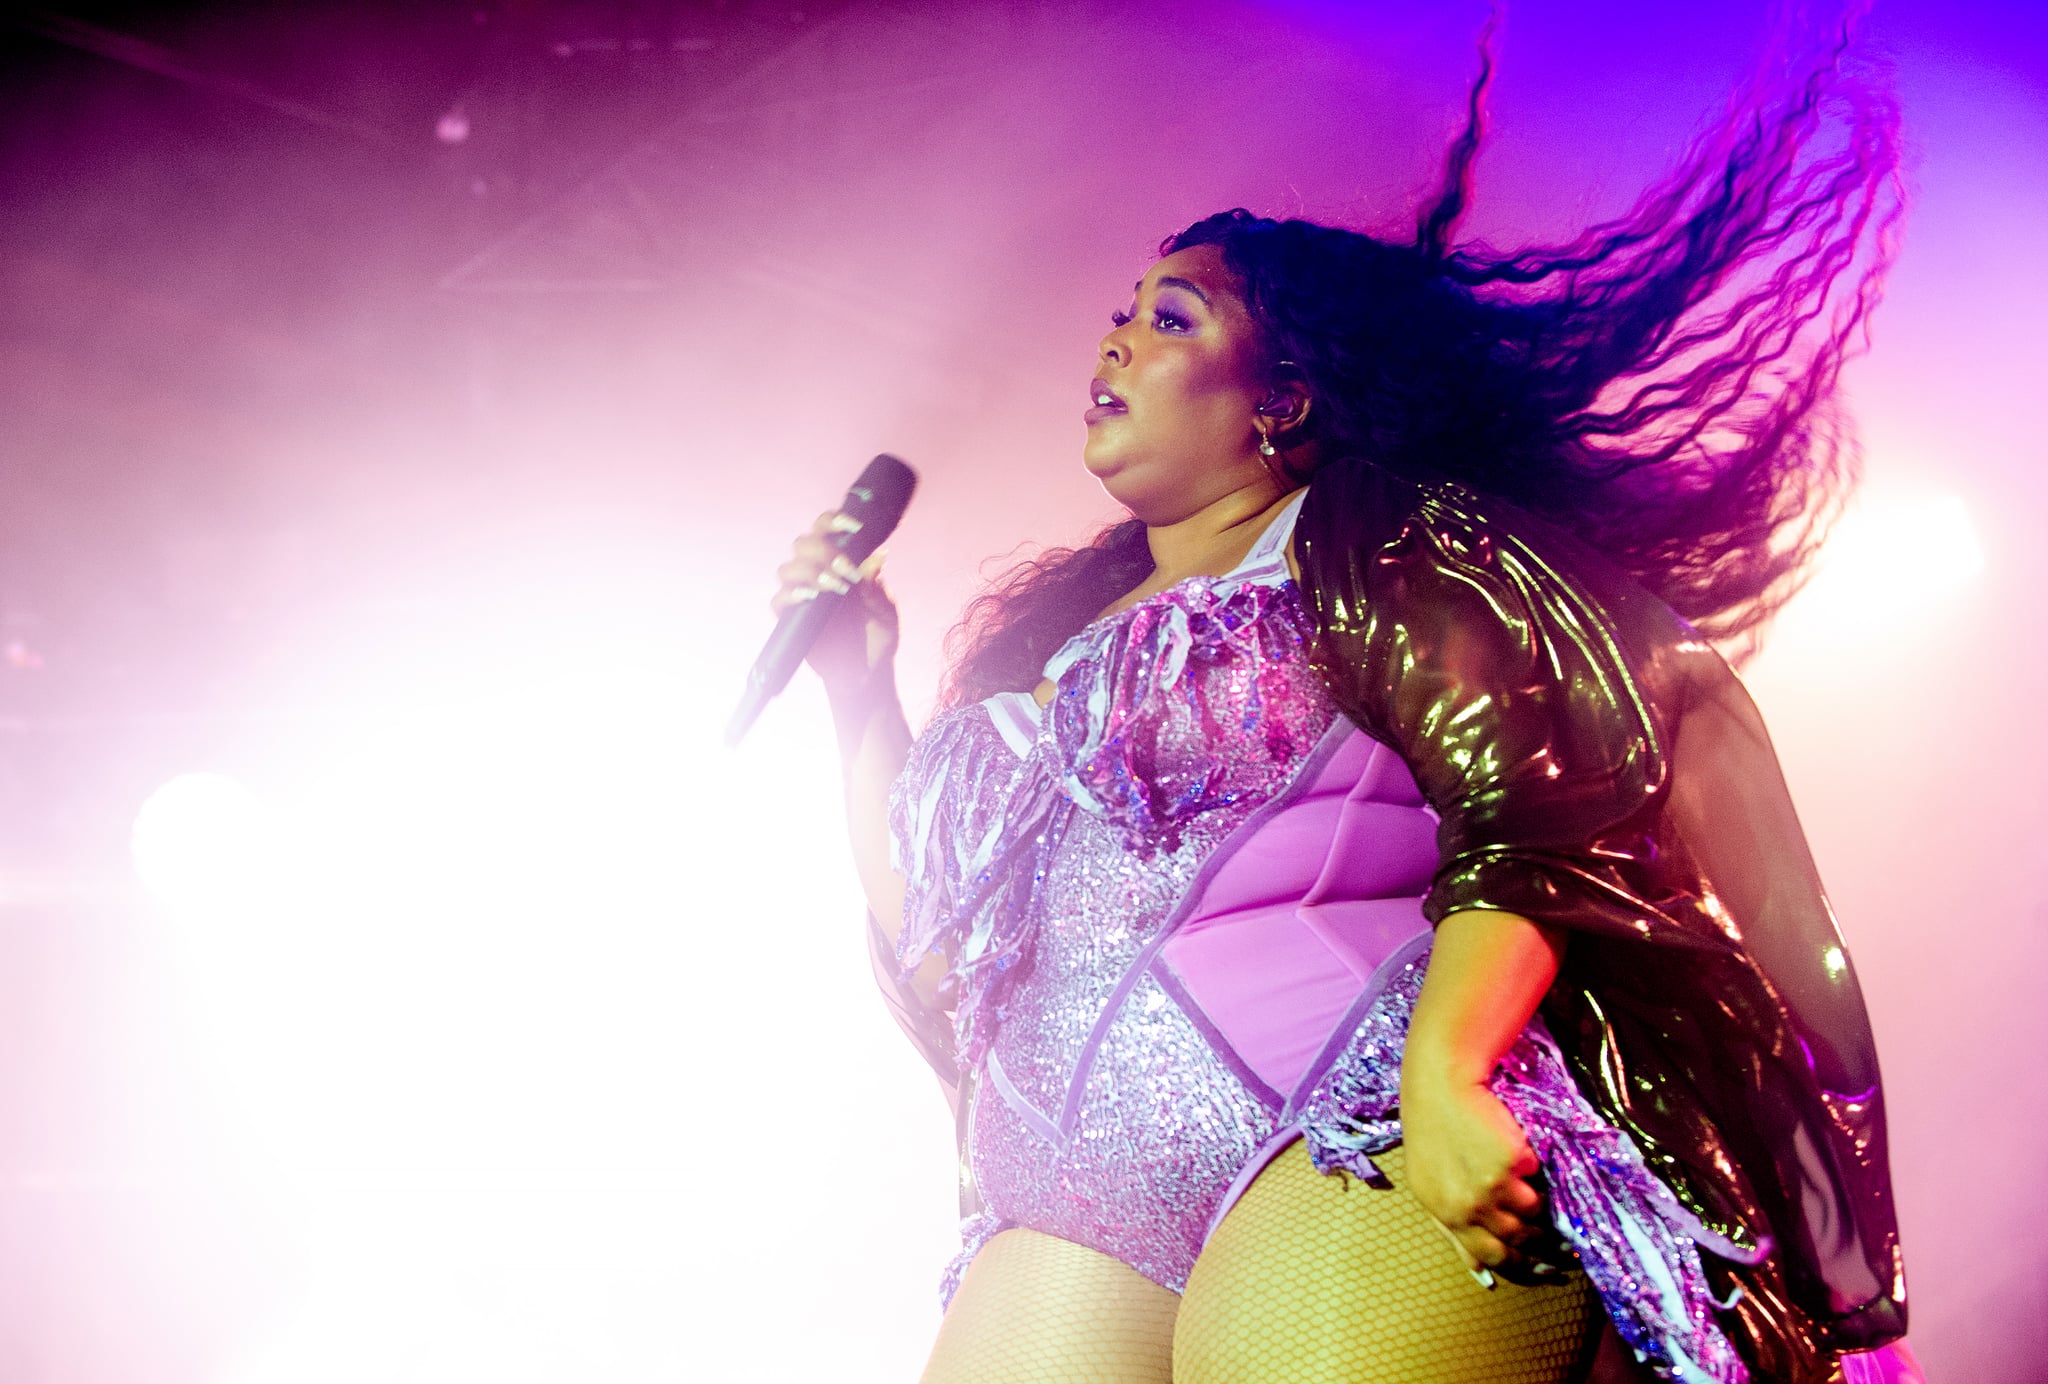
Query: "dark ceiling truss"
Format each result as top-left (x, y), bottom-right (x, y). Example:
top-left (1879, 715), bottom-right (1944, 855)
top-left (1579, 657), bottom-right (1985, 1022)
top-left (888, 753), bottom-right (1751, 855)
top-left (436, 3), bottom-right (1015, 318)
top-left (6, 5), bottom-right (399, 146)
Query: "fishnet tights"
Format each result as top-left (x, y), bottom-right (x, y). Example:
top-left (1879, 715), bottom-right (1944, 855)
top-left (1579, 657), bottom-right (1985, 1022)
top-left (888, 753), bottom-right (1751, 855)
top-left (1177, 1142), bottom-right (1599, 1382)
top-left (920, 1141), bottom-right (1599, 1383)
top-left (919, 1225), bottom-right (1179, 1383)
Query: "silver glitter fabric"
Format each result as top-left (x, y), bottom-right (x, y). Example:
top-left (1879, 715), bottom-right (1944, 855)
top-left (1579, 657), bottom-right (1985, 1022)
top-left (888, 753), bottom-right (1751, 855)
top-left (968, 809), bottom-right (1280, 1291)
top-left (892, 570), bottom-right (1332, 1070)
top-left (894, 558), bottom-right (1337, 1292)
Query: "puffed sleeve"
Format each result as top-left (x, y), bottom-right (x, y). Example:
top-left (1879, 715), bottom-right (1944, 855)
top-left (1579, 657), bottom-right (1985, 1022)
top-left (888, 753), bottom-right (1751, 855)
top-left (1294, 459), bottom-right (1715, 948)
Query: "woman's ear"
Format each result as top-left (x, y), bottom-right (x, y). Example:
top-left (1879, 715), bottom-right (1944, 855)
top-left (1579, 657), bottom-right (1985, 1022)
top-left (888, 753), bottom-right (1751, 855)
top-left (1257, 361), bottom-right (1314, 444)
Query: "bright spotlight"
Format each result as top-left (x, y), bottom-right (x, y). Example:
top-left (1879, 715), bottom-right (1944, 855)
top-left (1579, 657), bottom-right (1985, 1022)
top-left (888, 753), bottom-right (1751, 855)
top-left (131, 771), bottom-right (278, 918)
top-left (1824, 492), bottom-right (1983, 594)
top-left (1780, 490), bottom-right (1985, 644)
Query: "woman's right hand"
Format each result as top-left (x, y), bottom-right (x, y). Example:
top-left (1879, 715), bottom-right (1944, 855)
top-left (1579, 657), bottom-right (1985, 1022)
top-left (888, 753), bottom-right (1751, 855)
top-left (772, 510), bottom-right (900, 703)
top-left (1399, 1068), bottom-right (1547, 1275)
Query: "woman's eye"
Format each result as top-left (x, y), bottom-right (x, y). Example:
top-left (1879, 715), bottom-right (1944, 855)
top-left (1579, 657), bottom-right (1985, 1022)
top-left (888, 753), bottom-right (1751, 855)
top-left (1153, 310), bottom-right (1190, 333)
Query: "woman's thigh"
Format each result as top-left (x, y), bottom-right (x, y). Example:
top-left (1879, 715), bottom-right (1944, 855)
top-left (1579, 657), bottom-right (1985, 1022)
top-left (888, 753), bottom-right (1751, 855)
top-left (1175, 1141), bottom-right (1600, 1384)
top-left (919, 1226), bottom-right (1179, 1384)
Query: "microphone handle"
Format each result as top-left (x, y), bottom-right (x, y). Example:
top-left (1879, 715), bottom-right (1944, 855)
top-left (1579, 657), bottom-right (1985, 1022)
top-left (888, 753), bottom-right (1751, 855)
top-left (724, 584), bottom-right (850, 747)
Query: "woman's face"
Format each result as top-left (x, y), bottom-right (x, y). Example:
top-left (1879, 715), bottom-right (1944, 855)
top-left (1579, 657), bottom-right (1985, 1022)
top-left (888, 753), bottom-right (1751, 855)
top-left (1083, 244), bottom-right (1272, 523)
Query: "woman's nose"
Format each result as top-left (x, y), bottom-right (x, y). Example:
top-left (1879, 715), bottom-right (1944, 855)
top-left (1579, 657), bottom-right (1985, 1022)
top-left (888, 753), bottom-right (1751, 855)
top-left (1098, 330), bottom-right (1128, 366)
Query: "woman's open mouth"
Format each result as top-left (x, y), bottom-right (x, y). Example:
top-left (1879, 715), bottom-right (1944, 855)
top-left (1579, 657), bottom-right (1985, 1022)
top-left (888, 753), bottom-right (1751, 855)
top-left (1085, 378), bottom-right (1127, 425)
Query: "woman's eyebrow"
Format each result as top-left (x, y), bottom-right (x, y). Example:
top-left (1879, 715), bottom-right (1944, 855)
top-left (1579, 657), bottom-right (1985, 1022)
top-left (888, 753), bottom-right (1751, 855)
top-left (1134, 275), bottom-right (1213, 307)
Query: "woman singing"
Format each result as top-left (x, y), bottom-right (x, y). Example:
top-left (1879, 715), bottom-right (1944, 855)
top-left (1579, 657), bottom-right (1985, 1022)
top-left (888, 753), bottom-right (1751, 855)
top-left (771, 20), bottom-right (1909, 1384)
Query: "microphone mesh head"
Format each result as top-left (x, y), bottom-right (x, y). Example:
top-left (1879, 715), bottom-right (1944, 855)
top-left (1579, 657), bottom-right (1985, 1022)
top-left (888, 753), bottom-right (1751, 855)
top-left (839, 454), bottom-right (917, 562)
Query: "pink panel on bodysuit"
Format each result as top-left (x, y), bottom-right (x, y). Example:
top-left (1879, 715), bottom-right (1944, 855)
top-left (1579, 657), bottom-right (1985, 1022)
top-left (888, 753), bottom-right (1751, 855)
top-left (1160, 728), bottom-right (1441, 1097)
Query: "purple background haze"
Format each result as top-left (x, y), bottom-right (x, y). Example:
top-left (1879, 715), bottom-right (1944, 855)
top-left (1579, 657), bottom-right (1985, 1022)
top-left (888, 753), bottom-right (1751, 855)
top-left (0, 2), bottom-right (2042, 1380)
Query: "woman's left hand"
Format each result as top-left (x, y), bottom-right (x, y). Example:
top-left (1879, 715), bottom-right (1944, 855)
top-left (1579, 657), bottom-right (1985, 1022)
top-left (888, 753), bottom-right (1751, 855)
top-left (1399, 1062), bottom-right (1546, 1274)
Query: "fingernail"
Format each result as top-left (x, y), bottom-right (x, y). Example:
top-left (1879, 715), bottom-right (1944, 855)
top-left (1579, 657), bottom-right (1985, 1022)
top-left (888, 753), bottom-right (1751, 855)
top-left (829, 514), bottom-right (864, 534)
top-left (830, 555), bottom-right (860, 582)
top-left (788, 585), bottom-right (820, 603)
top-left (817, 573), bottom-right (851, 595)
top-left (1470, 1266), bottom-right (1496, 1290)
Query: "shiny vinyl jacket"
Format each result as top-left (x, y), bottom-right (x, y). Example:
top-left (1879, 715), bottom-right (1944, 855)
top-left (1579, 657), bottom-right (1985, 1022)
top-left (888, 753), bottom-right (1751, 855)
top-left (1294, 457), bottom-right (1906, 1383)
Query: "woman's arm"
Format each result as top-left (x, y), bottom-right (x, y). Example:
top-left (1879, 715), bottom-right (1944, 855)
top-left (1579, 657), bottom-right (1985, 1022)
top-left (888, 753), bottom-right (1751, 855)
top-left (828, 659), bottom-right (911, 938)
top-left (773, 511), bottom-right (912, 939)
top-left (1399, 908), bottom-right (1566, 1272)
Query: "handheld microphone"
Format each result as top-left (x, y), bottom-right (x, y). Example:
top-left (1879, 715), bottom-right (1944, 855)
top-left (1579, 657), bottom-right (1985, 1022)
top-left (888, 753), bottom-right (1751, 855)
top-left (725, 453), bottom-right (918, 747)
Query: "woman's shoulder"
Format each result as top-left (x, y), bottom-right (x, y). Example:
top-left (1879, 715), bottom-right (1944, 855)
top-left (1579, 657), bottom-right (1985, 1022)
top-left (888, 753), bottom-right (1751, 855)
top-left (1300, 458), bottom-right (1701, 663)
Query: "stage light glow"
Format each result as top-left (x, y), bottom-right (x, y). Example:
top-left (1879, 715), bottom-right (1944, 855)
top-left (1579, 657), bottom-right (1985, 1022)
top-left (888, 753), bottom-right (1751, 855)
top-left (1776, 490), bottom-right (1985, 645)
top-left (160, 562), bottom-right (953, 1384)
top-left (131, 772), bottom-right (280, 920)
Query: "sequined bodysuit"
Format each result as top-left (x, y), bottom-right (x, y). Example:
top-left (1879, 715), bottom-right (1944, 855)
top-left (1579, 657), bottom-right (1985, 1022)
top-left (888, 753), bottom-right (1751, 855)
top-left (890, 496), bottom-right (1756, 1380)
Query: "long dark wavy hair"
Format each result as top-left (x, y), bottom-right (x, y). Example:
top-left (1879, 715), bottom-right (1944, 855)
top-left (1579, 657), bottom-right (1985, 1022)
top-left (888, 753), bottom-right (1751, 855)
top-left (940, 13), bottom-right (1902, 709)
